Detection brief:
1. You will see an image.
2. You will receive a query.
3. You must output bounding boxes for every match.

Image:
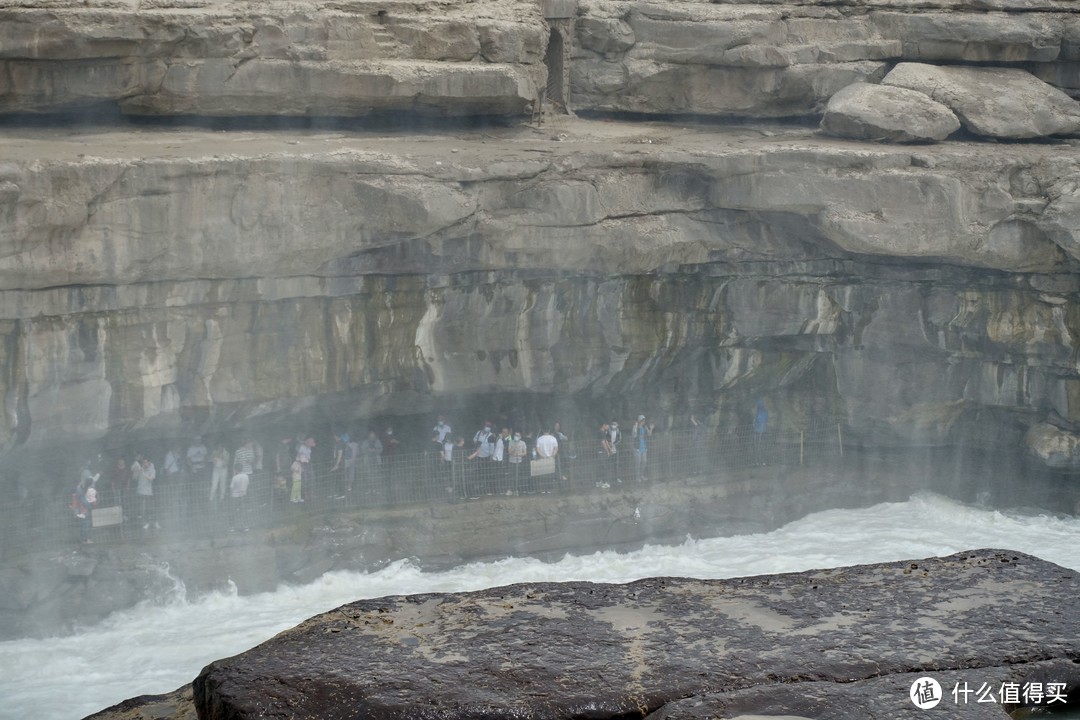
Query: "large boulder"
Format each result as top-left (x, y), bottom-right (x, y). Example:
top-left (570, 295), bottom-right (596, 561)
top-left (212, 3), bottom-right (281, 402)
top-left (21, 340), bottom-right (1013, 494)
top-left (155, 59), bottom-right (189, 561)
top-left (882, 62), bottom-right (1080, 139)
top-left (191, 550), bottom-right (1080, 719)
top-left (820, 82), bottom-right (960, 142)
top-left (1025, 422), bottom-right (1080, 470)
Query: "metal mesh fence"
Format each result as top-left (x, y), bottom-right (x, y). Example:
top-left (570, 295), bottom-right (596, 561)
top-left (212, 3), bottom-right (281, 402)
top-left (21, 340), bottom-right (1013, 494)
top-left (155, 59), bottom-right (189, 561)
top-left (0, 425), bottom-right (845, 561)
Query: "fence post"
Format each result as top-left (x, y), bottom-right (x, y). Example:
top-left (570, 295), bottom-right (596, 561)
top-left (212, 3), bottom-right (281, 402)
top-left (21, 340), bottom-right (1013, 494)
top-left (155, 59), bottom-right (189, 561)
top-left (800, 430), bottom-right (804, 467)
top-left (837, 423), bottom-right (844, 458)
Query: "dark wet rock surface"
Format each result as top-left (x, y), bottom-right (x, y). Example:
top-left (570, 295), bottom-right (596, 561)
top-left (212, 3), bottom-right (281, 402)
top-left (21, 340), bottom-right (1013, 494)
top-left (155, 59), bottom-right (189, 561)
top-left (189, 549), bottom-right (1080, 719)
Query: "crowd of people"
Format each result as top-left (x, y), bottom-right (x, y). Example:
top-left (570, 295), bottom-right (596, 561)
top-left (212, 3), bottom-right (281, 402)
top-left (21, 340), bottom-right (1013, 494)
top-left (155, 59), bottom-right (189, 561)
top-left (66, 400), bottom-right (771, 541)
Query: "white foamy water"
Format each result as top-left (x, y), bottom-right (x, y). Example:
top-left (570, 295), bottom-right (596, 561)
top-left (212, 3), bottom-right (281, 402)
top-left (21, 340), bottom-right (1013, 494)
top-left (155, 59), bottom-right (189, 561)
top-left (3, 492), bottom-right (1078, 720)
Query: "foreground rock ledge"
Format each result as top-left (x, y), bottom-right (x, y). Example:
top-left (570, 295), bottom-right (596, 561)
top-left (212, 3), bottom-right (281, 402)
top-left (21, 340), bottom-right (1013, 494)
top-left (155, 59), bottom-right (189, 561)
top-left (191, 549), bottom-right (1079, 720)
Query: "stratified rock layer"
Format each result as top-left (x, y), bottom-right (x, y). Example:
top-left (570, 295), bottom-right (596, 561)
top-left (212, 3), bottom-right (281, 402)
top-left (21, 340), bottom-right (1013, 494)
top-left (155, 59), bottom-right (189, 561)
top-left (2, 0), bottom-right (1080, 471)
top-left (571, 0), bottom-right (1080, 117)
top-left (0, 0), bottom-right (546, 117)
top-left (192, 549), bottom-right (1080, 719)
top-left (0, 123), bottom-right (1078, 454)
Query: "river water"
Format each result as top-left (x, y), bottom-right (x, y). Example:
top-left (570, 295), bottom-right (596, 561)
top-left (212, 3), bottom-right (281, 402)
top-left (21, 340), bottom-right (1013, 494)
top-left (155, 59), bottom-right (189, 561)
top-left (3, 491), bottom-right (1078, 720)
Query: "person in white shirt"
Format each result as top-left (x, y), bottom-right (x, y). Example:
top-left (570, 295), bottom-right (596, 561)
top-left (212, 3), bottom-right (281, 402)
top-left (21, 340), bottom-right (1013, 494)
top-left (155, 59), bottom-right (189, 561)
top-left (534, 429), bottom-right (559, 493)
top-left (432, 416), bottom-right (452, 450)
top-left (133, 456), bottom-right (158, 529)
top-left (535, 430), bottom-right (558, 459)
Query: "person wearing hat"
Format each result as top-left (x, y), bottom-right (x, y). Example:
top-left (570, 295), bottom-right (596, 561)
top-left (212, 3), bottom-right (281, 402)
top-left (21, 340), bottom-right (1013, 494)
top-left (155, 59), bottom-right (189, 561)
top-left (632, 414), bottom-right (655, 482)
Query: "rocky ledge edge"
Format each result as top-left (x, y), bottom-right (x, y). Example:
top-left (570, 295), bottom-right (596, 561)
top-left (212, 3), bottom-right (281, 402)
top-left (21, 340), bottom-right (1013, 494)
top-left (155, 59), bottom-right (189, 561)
top-left (87, 548), bottom-right (1080, 719)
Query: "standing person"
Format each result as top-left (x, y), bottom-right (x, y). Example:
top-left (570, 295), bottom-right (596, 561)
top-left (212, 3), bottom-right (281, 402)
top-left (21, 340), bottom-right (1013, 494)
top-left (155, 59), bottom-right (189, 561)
top-left (296, 437), bottom-right (315, 501)
top-left (553, 421), bottom-right (571, 482)
top-left (380, 427), bottom-right (399, 460)
top-left (228, 469), bottom-right (250, 532)
top-left (472, 421), bottom-right (494, 455)
top-left (71, 476), bottom-right (96, 544)
top-left (492, 427), bottom-right (509, 494)
top-left (131, 454), bottom-right (145, 520)
top-left (432, 416), bottom-right (452, 453)
top-left (467, 421), bottom-right (495, 496)
top-left (186, 437), bottom-right (209, 487)
top-left (440, 431), bottom-right (455, 490)
top-left (295, 435), bottom-right (314, 464)
top-left (109, 457), bottom-right (128, 507)
top-left (753, 398), bottom-right (769, 466)
top-left (209, 444), bottom-right (230, 503)
top-left (632, 415), bottom-right (654, 482)
top-left (597, 422), bottom-right (614, 489)
top-left (133, 456), bottom-right (158, 530)
top-left (233, 438), bottom-right (255, 476)
top-left (330, 433), bottom-right (347, 498)
top-left (536, 428), bottom-right (558, 459)
top-left (608, 420), bottom-right (622, 484)
top-left (507, 431), bottom-right (527, 494)
top-left (535, 428), bottom-right (559, 494)
top-left (445, 436), bottom-right (467, 501)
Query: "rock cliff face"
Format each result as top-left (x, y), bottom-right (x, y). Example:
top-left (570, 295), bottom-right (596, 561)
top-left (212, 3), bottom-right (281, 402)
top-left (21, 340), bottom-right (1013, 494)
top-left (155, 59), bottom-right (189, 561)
top-left (0, 0), bottom-right (1079, 482)
top-left (0, 0), bottom-right (546, 117)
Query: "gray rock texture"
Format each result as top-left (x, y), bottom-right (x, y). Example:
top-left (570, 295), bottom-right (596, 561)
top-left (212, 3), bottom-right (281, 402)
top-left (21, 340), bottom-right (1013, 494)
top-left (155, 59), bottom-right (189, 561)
top-left (883, 62), bottom-right (1080, 139)
top-left (570, 0), bottom-right (1080, 118)
top-left (820, 82), bottom-right (960, 142)
top-left (3, 0), bottom-right (1080, 119)
top-left (1025, 421), bottom-right (1080, 470)
top-left (0, 0), bottom-right (546, 117)
top-left (189, 550), bottom-right (1080, 719)
top-left (2, 0), bottom-right (1080, 476)
top-left (0, 123), bottom-right (1078, 459)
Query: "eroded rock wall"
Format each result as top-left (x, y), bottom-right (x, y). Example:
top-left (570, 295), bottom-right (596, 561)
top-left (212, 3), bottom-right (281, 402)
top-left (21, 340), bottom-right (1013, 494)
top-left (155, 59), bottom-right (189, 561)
top-left (0, 0), bottom-right (1079, 479)
top-left (571, 0), bottom-right (1080, 116)
top-left (0, 127), bottom-right (1077, 465)
top-left (0, 0), bottom-right (546, 117)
